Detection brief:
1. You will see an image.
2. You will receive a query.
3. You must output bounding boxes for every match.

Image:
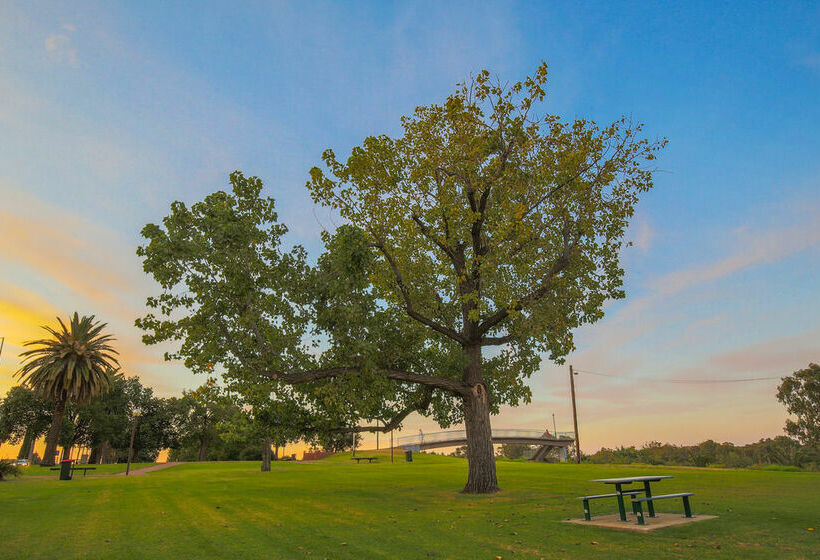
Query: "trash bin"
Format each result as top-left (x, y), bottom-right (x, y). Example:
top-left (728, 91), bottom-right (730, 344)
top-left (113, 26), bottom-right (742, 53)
top-left (404, 450), bottom-right (413, 462)
top-left (59, 459), bottom-right (74, 481)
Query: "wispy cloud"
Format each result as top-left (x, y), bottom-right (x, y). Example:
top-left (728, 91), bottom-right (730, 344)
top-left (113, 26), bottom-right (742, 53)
top-left (45, 23), bottom-right (78, 67)
top-left (650, 215), bottom-right (820, 298)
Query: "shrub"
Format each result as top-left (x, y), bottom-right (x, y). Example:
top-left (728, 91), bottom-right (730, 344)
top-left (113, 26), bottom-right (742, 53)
top-left (0, 460), bottom-right (23, 481)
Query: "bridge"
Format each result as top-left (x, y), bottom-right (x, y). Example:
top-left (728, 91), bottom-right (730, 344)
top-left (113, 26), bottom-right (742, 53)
top-left (396, 429), bottom-right (575, 462)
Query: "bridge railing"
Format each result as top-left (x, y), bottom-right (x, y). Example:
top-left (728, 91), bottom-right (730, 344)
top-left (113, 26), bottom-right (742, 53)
top-left (396, 428), bottom-right (575, 447)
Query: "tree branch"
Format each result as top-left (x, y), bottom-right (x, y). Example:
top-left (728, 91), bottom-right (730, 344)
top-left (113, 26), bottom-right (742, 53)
top-left (478, 248), bottom-right (572, 335)
top-left (326, 388), bottom-right (434, 433)
top-left (480, 333), bottom-right (515, 346)
top-left (371, 239), bottom-right (468, 345)
top-left (264, 366), bottom-right (471, 396)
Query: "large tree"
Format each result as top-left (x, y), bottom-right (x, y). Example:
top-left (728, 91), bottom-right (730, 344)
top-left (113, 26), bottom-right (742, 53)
top-left (777, 363), bottom-right (820, 447)
top-left (138, 63), bottom-right (663, 492)
top-left (16, 313), bottom-right (119, 465)
top-left (305, 62), bottom-right (664, 491)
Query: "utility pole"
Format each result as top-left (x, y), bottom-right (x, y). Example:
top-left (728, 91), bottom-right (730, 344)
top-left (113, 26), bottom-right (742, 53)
top-left (569, 365), bottom-right (581, 464)
top-left (0, 336), bottom-right (5, 361)
top-left (390, 429), bottom-right (394, 463)
top-left (376, 420), bottom-right (380, 450)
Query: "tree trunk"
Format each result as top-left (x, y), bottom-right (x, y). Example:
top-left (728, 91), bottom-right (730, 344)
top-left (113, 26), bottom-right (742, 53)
top-left (461, 345), bottom-right (499, 494)
top-left (41, 397), bottom-right (66, 466)
top-left (17, 429), bottom-right (34, 460)
top-left (97, 440), bottom-right (111, 464)
top-left (274, 444), bottom-right (279, 461)
top-left (261, 438), bottom-right (271, 472)
top-left (198, 437), bottom-right (208, 461)
top-left (88, 445), bottom-right (99, 465)
top-left (27, 433), bottom-right (37, 463)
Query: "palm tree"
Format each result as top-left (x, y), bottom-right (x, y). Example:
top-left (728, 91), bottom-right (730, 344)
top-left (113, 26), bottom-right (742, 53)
top-left (17, 313), bottom-right (119, 466)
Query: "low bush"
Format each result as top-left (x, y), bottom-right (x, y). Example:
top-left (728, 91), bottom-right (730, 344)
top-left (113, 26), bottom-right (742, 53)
top-left (0, 460), bottom-right (23, 481)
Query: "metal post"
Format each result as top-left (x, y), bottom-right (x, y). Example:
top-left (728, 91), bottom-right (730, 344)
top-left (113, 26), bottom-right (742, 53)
top-left (376, 420), bottom-right (380, 450)
top-left (390, 430), bottom-right (394, 463)
top-left (125, 413), bottom-right (139, 476)
top-left (569, 365), bottom-right (581, 463)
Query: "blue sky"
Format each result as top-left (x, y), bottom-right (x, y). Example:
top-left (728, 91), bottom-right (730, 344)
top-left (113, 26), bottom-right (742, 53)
top-left (1, 1), bottom-right (818, 452)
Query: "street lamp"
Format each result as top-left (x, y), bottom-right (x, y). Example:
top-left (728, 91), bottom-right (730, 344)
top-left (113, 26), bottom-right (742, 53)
top-left (125, 407), bottom-right (142, 476)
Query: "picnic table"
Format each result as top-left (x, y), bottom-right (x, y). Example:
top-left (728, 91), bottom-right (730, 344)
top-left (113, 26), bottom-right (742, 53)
top-left (352, 457), bottom-right (378, 463)
top-left (588, 475), bottom-right (674, 521)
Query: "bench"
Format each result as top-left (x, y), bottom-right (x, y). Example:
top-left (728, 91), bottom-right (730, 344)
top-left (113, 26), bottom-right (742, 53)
top-left (48, 466), bottom-right (97, 478)
top-left (580, 491), bottom-right (643, 521)
top-left (631, 493), bottom-right (694, 525)
top-left (352, 457), bottom-right (378, 464)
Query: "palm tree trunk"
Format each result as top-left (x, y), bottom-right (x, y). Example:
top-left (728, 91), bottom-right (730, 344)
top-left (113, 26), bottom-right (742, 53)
top-left (41, 397), bottom-right (67, 466)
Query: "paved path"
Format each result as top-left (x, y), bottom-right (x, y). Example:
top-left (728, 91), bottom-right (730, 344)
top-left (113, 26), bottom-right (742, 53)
top-left (114, 462), bottom-right (182, 476)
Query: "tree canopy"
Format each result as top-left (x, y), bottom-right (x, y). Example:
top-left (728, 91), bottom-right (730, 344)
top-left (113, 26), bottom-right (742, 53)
top-left (138, 62), bottom-right (664, 492)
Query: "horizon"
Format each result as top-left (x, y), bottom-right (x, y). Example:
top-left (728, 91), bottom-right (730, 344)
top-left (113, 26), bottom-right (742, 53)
top-left (1, 2), bottom-right (818, 455)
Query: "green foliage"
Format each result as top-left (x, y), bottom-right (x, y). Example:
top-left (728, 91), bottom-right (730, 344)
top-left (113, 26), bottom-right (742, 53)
top-left (136, 172), bottom-right (310, 378)
top-left (777, 363), bottom-right (820, 447)
top-left (0, 459), bottom-right (22, 481)
top-left (308, 59), bottom-right (665, 378)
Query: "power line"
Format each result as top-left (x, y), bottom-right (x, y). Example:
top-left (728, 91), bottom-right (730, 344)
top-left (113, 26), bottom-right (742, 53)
top-left (573, 368), bottom-right (785, 384)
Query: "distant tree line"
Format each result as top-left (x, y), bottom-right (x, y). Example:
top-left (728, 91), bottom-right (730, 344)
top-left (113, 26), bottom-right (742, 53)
top-left (583, 437), bottom-right (819, 470)
top-left (0, 375), bottom-right (360, 466)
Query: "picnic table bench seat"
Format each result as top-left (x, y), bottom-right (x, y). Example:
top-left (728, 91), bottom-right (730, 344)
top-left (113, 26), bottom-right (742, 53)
top-left (631, 492), bottom-right (694, 525)
top-left (352, 457), bottom-right (378, 463)
top-left (580, 491), bottom-right (643, 521)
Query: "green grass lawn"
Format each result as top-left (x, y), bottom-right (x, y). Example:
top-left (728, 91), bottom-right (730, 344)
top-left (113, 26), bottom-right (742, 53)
top-left (1, 451), bottom-right (817, 559)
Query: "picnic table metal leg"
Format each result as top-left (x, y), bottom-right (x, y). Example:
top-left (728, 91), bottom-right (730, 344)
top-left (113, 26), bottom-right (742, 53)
top-left (583, 499), bottom-right (591, 521)
top-left (682, 495), bottom-right (692, 518)
top-left (633, 501), bottom-right (645, 525)
top-left (643, 481), bottom-right (656, 517)
top-left (615, 483), bottom-right (627, 521)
